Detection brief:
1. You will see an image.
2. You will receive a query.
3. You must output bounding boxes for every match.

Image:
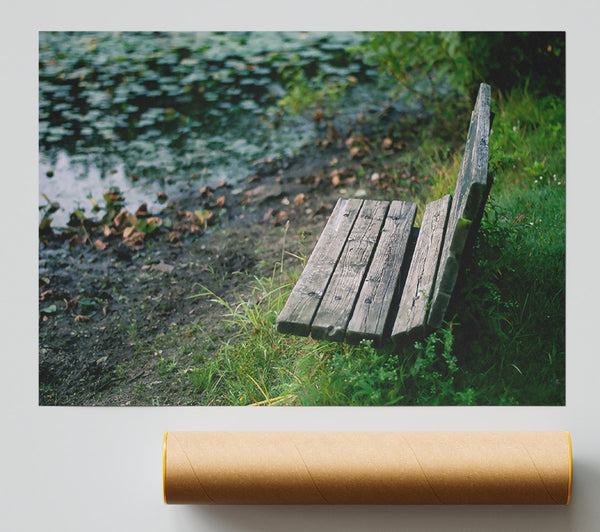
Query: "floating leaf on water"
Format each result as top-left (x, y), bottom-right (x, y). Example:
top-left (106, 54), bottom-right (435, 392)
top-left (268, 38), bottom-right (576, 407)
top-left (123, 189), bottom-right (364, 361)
top-left (182, 71), bottom-right (208, 84)
top-left (86, 89), bottom-right (111, 108)
top-left (239, 100), bottom-right (259, 111)
top-left (180, 57), bottom-right (199, 66)
top-left (163, 84), bottom-right (185, 96)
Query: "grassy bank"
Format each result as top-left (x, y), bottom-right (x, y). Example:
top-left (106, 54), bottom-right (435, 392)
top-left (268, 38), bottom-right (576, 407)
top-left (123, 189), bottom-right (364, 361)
top-left (179, 86), bottom-right (565, 406)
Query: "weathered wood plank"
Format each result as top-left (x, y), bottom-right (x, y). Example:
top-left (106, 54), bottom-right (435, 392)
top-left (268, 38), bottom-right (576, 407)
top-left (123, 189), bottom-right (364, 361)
top-left (428, 82), bottom-right (492, 329)
top-left (276, 198), bottom-right (363, 336)
top-left (345, 200), bottom-right (417, 345)
top-left (391, 195), bottom-right (451, 340)
top-left (310, 200), bottom-right (389, 342)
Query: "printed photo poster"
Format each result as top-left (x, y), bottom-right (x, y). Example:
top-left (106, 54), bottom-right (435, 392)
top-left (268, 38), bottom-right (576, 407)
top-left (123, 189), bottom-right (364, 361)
top-left (38, 31), bottom-right (565, 408)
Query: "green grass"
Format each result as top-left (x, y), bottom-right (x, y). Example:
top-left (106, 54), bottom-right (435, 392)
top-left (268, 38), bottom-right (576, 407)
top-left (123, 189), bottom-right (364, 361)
top-left (182, 86), bottom-right (565, 406)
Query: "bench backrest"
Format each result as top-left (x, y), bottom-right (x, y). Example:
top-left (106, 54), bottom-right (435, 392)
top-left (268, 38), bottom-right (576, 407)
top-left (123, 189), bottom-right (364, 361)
top-left (427, 82), bottom-right (492, 328)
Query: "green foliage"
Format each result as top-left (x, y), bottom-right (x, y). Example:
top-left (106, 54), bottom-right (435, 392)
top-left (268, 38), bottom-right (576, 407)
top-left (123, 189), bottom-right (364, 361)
top-left (184, 271), bottom-right (501, 406)
top-left (309, 342), bottom-right (403, 406)
top-left (407, 327), bottom-right (460, 405)
top-left (363, 32), bottom-right (473, 101)
top-left (488, 88), bottom-right (565, 187)
top-left (277, 67), bottom-right (353, 117)
top-left (360, 31), bottom-right (565, 116)
top-left (439, 85), bottom-right (565, 406)
top-left (460, 31), bottom-right (565, 96)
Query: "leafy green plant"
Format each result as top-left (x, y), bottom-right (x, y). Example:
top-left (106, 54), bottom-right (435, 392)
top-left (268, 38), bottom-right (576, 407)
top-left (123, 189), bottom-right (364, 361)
top-left (403, 326), bottom-right (460, 405)
top-left (363, 32), bottom-right (473, 101)
top-left (277, 67), bottom-right (354, 118)
top-left (359, 31), bottom-right (565, 126)
top-left (307, 341), bottom-right (403, 406)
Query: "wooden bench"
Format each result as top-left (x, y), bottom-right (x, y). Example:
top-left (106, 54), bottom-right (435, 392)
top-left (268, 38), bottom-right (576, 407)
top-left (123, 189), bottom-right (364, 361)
top-left (276, 83), bottom-right (493, 345)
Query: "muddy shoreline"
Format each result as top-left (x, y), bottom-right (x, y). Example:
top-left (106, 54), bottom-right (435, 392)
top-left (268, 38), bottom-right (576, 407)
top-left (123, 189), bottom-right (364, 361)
top-left (39, 129), bottom-right (403, 405)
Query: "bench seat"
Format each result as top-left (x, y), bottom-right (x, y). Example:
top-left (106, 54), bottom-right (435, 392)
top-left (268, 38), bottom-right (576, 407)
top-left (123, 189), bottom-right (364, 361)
top-left (276, 83), bottom-right (492, 345)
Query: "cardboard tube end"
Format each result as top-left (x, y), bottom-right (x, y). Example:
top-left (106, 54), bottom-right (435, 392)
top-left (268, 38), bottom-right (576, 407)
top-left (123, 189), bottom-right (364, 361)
top-left (163, 431), bottom-right (168, 505)
top-left (567, 431), bottom-right (573, 505)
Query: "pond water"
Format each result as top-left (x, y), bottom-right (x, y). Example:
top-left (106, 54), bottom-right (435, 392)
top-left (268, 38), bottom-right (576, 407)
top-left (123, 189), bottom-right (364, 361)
top-left (39, 31), bottom-right (384, 227)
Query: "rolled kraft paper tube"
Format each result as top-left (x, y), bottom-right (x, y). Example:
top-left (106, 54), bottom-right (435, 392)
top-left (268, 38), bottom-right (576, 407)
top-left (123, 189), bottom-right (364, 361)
top-left (162, 431), bottom-right (572, 505)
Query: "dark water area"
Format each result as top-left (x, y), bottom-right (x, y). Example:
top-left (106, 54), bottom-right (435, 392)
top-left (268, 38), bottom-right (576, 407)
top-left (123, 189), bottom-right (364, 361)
top-left (39, 31), bottom-right (387, 227)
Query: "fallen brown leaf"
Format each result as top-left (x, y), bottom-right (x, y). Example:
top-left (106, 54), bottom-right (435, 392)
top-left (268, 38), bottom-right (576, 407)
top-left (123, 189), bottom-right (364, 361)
top-left (263, 209), bottom-right (275, 222)
top-left (135, 203), bottom-right (149, 218)
top-left (113, 209), bottom-right (137, 231)
top-left (39, 289), bottom-right (65, 301)
top-left (93, 239), bottom-right (107, 250)
top-left (123, 231), bottom-right (145, 247)
top-left (123, 226), bottom-right (136, 239)
top-left (293, 193), bottom-right (306, 206)
top-left (173, 223), bottom-right (189, 232)
top-left (146, 216), bottom-right (162, 226)
top-left (276, 210), bottom-right (290, 224)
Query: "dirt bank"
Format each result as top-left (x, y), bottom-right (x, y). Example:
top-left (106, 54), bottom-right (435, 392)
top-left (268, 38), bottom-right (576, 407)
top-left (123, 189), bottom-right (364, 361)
top-left (39, 129), bottom-right (406, 405)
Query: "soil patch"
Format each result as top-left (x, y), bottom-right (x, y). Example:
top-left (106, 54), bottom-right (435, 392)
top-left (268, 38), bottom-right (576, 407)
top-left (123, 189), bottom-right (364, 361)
top-left (39, 135), bottom-right (392, 405)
